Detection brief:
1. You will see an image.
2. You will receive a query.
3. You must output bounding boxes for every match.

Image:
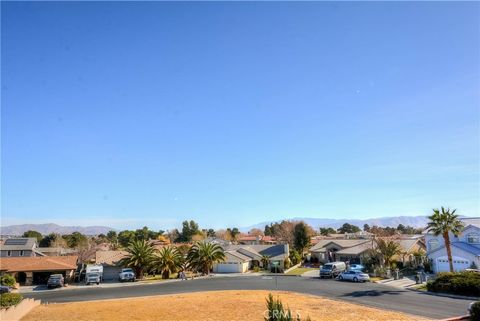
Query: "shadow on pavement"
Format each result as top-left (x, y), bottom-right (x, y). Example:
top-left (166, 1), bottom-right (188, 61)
top-left (340, 289), bottom-right (405, 297)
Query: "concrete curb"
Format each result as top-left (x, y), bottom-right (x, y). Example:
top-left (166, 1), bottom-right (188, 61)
top-left (437, 315), bottom-right (470, 321)
top-left (407, 287), bottom-right (480, 301)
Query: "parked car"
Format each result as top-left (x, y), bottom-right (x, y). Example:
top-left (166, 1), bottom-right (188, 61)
top-left (118, 268), bottom-right (136, 282)
top-left (47, 274), bottom-right (65, 289)
top-left (319, 262), bottom-right (347, 279)
top-left (338, 270), bottom-right (370, 282)
top-left (349, 264), bottom-right (365, 272)
top-left (0, 286), bottom-right (11, 294)
top-left (85, 273), bottom-right (101, 285)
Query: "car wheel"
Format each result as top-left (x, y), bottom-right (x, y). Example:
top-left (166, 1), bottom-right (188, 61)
top-left (97, 282), bottom-right (99, 285)
top-left (338, 275), bottom-right (343, 281)
top-left (353, 277), bottom-right (358, 282)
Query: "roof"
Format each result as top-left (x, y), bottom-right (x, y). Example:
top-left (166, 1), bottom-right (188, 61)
top-left (0, 255), bottom-right (78, 272)
top-left (0, 238), bottom-right (37, 251)
top-left (224, 244), bottom-right (288, 261)
top-left (95, 250), bottom-right (128, 266)
top-left (225, 251), bottom-right (251, 262)
top-left (310, 239), bottom-right (370, 252)
top-left (37, 247), bottom-right (76, 255)
top-left (336, 242), bottom-right (373, 255)
top-left (428, 242), bottom-right (480, 256)
top-left (238, 236), bottom-right (259, 241)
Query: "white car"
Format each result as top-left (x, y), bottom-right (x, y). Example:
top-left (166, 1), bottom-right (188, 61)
top-left (338, 270), bottom-right (370, 282)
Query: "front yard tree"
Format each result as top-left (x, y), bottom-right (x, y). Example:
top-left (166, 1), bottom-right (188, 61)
top-left (427, 207), bottom-right (464, 273)
top-left (187, 241), bottom-right (225, 275)
top-left (375, 239), bottom-right (401, 268)
top-left (154, 246), bottom-right (183, 279)
top-left (293, 222), bottom-right (310, 253)
top-left (121, 239), bottom-right (156, 279)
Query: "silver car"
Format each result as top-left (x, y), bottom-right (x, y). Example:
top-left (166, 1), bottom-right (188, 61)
top-left (338, 270), bottom-right (370, 282)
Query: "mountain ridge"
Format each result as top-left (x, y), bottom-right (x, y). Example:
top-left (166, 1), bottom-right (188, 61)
top-left (0, 223), bottom-right (114, 236)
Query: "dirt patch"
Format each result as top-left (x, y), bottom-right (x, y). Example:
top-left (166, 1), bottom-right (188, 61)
top-left (22, 290), bottom-right (429, 321)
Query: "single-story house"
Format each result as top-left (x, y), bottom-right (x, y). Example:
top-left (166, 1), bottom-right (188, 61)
top-left (95, 250), bottom-right (128, 280)
top-left (213, 244), bottom-right (289, 273)
top-left (0, 255), bottom-right (78, 285)
top-left (425, 217), bottom-right (480, 273)
top-left (310, 239), bottom-right (372, 264)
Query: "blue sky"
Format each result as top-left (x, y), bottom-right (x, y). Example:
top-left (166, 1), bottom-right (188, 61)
top-left (2, 2), bottom-right (479, 230)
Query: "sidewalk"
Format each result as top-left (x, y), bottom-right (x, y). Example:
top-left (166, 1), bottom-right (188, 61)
top-left (374, 276), bottom-right (417, 288)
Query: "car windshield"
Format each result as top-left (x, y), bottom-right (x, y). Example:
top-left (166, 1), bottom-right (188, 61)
top-left (49, 276), bottom-right (61, 279)
top-left (323, 265), bottom-right (333, 270)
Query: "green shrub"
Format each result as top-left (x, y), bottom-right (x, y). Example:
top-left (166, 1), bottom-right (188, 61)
top-left (470, 301), bottom-right (480, 321)
top-left (0, 275), bottom-right (16, 287)
top-left (265, 293), bottom-right (310, 321)
top-left (253, 266), bottom-right (260, 273)
top-left (0, 293), bottom-right (23, 308)
top-left (426, 271), bottom-right (480, 296)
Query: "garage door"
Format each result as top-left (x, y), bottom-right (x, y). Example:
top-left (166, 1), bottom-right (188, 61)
top-left (103, 266), bottom-right (123, 281)
top-left (214, 263), bottom-right (242, 273)
top-left (436, 256), bottom-right (470, 273)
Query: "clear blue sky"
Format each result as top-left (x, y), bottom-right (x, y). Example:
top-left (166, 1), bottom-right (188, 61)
top-left (2, 2), bottom-right (479, 230)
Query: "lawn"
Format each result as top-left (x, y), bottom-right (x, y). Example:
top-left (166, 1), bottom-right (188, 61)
top-left (22, 290), bottom-right (428, 321)
top-left (286, 267), bottom-right (317, 275)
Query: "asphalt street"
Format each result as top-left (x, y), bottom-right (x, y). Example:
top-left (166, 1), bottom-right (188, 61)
top-left (24, 276), bottom-right (474, 319)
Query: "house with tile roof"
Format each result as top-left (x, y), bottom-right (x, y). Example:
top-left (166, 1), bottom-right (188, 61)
top-left (95, 250), bottom-right (128, 280)
top-left (0, 255), bottom-right (78, 286)
top-left (425, 217), bottom-right (480, 273)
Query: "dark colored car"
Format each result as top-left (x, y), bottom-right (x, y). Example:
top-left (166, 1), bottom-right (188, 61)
top-left (0, 286), bottom-right (11, 294)
top-left (47, 274), bottom-right (65, 289)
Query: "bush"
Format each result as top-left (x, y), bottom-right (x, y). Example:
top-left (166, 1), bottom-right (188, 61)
top-left (426, 271), bottom-right (480, 297)
top-left (0, 293), bottom-right (23, 308)
top-left (265, 293), bottom-right (311, 321)
top-left (254, 266), bottom-right (260, 273)
top-left (470, 301), bottom-right (480, 321)
top-left (0, 275), bottom-right (16, 287)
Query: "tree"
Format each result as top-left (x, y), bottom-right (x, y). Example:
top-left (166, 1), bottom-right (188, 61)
top-left (22, 230), bottom-right (42, 242)
top-left (319, 227), bottom-right (336, 236)
top-left (118, 230), bottom-right (136, 248)
top-left (106, 230), bottom-right (118, 249)
top-left (396, 224), bottom-right (406, 233)
top-left (375, 239), bottom-right (401, 267)
top-left (206, 229), bottom-right (216, 237)
top-left (293, 222), bottom-right (310, 253)
top-left (153, 246), bottom-right (183, 279)
top-left (120, 239), bottom-right (156, 279)
top-left (249, 228), bottom-right (264, 237)
top-left (337, 223), bottom-right (360, 234)
top-left (363, 224), bottom-right (370, 232)
top-left (427, 207), bottom-right (464, 272)
top-left (187, 241), bottom-right (225, 274)
top-left (226, 228), bottom-right (240, 242)
top-left (63, 232), bottom-right (88, 248)
top-left (261, 255), bottom-right (271, 269)
top-left (177, 220), bottom-right (200, 243)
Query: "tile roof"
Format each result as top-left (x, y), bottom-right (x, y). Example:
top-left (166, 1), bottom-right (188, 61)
top-left (310, 239), bottom-right (370, 252)
top-left (336, 242), bottom-right (373, 255)
top-left (0, 255), bottom-right (78, 272)
top-left (224, 244), bottom-right (289, 261)
top-left (95, 250), bottom-right (128, 266)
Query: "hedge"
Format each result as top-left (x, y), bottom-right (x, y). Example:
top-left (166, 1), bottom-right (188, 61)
top-left (426, 271), bottom-right (480, 297)
top-left (0, 275), bottom-right (16, 287)
top-left (0, 293), bottom-right (23, 308)
top-left (471, 301), bottom-right (480, 321)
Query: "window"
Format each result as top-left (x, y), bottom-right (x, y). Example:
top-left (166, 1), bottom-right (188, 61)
top-left (428, 239), bottom-right (439, 250)
top-left (20, 250), bottom-right (24, 256)
top-left (7, 250), bottom-right (11, 256)
top-left (467, 233), bottom-right (479, 244)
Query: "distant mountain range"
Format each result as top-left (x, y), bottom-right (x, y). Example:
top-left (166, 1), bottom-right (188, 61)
top-left (0, 223), bottom-right (114, 236)
top-left (241, 215), bottom-right (431, 231)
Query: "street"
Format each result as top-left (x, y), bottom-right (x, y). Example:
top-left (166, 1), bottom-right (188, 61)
top-left (23, 275), bottom-right (474, 319)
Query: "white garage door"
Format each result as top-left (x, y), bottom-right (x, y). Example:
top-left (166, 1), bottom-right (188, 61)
top-left (214, 263), bottom-right (242, 273)
top-left (436, 256), bottom-right (470, 273)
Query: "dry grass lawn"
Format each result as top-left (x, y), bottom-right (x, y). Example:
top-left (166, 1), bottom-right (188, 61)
top-left (22, 290), bottom-right (429, 321)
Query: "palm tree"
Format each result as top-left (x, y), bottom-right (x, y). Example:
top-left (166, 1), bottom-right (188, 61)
top-left (120, 239), bottom-right (156, 279)
top-left (261, 255), bottom-right (271, 269)
top-left (187, 241), bottom-right (226, 275)
top-left (153, 246), bottom-right (184, 279)
top-left (375, 238), bottom-right (401, 268)
top-left (427, 207), bottom-right (464, 272)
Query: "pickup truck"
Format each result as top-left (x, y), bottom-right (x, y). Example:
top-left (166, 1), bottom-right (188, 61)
top-left (85, 273), bottom-right (101, 285)
top-left (118, 268), bottom-right (136, 282)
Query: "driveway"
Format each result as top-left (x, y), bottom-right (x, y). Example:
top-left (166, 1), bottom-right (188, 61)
top-left (23, 275), bottom-right (473, 319)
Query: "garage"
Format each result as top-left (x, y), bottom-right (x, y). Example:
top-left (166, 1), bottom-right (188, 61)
top-left (435, 256), bottom-right (470, 273)
top-left (213, 262), bottom-right (249, 273)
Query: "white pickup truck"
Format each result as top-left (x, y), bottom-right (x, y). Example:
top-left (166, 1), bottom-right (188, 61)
top-left (118, 268), bottom-right (136, 282)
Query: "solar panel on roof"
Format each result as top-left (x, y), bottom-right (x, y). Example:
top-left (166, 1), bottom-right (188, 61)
top-left (4, 239), bottom-right (28, 245)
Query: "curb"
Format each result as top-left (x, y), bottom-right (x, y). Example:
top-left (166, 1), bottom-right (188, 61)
top-left (407, 288), bottom-right (480, 300)
top-left (437, 315), bottom-right (470, 321)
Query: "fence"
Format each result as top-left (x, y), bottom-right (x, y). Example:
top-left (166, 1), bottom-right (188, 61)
top-left (0, 298), bottom-right (40, 321)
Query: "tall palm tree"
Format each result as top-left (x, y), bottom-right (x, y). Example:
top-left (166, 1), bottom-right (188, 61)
top-left (187, 241), bottom-right (226, 274)
top-left (427, 207), bottom-right (464, 272)
top-left (120, 239), bottom-right (156, 279)
top-left (375, 238), bottom-right (401, 268)
top-left (153, 246), bottom-right (184, 279)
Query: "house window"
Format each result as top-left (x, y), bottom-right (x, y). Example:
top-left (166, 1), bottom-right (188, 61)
top-left (7, 250), bottom-right (11, 257)
top-left (428, 239), bottom-right (439, 250)
top-left (20, 250), bottom-right (24, 256)
top-left (467, 233), bottom-right (479, 244)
